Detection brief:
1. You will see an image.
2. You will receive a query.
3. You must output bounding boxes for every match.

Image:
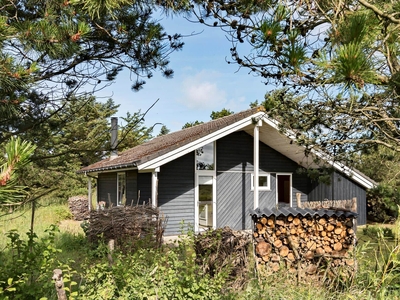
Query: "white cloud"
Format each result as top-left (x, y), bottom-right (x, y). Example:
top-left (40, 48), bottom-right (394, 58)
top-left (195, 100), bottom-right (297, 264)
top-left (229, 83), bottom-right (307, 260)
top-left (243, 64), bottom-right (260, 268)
top-left (179, 72), bottom-right (227, 110)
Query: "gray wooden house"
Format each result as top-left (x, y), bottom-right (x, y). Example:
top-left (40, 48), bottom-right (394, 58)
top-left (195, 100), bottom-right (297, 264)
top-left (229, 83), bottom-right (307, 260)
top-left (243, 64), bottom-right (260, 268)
top-left (78, 107), bottom-right (376, 235)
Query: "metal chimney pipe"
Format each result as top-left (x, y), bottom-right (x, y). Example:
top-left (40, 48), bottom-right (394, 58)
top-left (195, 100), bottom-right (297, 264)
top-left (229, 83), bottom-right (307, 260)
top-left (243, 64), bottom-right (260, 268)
top-left (110, 117), bottom-right (118, 160)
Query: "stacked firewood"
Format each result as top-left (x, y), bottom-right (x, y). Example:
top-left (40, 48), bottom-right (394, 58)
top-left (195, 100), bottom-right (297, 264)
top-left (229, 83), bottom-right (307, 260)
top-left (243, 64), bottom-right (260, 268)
top-left (252, 213), bottom-right (356, 281)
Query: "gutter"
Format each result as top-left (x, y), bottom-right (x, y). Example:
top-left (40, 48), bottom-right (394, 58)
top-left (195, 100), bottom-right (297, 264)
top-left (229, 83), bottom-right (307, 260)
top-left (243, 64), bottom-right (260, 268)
top-left (77, 160), bottom-right (140, 174)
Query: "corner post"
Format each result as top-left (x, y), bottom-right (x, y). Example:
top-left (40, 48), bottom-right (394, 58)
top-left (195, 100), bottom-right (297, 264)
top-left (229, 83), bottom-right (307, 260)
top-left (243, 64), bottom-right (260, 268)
top-left (151, 168), bottom-right (159, 207)
top-left (254, 119), bottom-right (262, 210)
top-left (87, 176), bottom-right (92, 211)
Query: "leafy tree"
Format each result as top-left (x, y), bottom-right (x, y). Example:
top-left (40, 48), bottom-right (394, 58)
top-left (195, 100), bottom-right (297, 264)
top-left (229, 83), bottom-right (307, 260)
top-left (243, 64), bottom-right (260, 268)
top-left (210, 108), bottom-right (234, 120)
top-left (191, 0), bottom-right (400, 163)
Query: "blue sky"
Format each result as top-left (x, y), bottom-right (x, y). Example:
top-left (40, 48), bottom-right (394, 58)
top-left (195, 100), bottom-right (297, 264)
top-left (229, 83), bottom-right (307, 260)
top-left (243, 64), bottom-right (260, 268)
top-left (99, 13), bottom-right (271, 133)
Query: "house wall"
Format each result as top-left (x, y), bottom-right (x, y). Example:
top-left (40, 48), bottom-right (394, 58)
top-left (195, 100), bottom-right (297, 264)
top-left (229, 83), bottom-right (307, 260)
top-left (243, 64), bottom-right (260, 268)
top-left (216, 131), bottom-right (309, 230)
top-left (97, 172), bottom-right (117, 206)
top-left (97, 170), bottom-right (150, 207)
top-left (126, 170), bottom-right (138, 206)
top-left (308, 172), bottom-right (367, 225)
top-left (158, 152), bottom-right (195, 236)
top-left (137, 172), bottom-right (152, 204)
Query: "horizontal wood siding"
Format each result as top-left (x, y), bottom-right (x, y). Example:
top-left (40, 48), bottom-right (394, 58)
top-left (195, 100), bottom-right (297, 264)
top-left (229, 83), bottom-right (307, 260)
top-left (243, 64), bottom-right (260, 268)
top-left (158, 152), bottom-right (195, 235)
top-left (137, 173), bottom-right (152, 205)
top-left (126, 170), bottom-right (138, 206)
top-left (307, 172), bottom-right (367, 225)
top-left (97, 173), bottom-right (117, 206)
top-left (216, 131), bottom-right (310, 230)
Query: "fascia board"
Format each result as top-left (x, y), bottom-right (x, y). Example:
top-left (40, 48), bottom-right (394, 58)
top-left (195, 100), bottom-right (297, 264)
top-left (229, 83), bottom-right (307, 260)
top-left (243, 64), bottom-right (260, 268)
top-left (260, 114), bottom-right (376, 189)
top-left (138, 112), bottom-right (265, 170)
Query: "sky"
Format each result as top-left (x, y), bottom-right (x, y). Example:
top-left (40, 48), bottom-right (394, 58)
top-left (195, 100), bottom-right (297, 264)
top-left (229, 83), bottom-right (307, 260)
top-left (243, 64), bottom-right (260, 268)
top-left (98, 13), bottom-right (272, 133)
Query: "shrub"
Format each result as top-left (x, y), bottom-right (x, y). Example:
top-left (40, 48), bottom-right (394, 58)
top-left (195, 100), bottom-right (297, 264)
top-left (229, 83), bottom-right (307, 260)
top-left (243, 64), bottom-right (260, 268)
top-left (79, 232), bottom-right (229, 299)
top-left (0, 225), bottom-right (77, 299)
top-left (367, 184), bottom-right (400, 223)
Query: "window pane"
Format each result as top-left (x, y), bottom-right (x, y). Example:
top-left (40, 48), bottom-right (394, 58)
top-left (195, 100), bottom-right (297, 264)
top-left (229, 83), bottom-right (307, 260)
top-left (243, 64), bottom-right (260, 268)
top-left (196, 142), bottom-right (214, 170)
top-left (199, 184), bottom-right (212, 201)
top-left (259, 176), bottom-right (268, 187)
top-left (118, 173), bottom-right (126, 205)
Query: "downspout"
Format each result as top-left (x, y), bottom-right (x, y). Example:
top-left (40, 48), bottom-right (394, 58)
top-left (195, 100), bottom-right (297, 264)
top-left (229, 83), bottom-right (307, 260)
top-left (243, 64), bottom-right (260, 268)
top-left (254, 119), bottom-right (262, 209)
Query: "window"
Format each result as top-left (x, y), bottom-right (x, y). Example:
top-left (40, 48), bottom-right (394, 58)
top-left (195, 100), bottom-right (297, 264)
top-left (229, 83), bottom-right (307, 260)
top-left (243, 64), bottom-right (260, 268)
top-left (196, 142), bottom-right (214, 170)
top-left (251, 173), bottom-right (271, 191)
top-left (117, 172), bottom-right (126, 206)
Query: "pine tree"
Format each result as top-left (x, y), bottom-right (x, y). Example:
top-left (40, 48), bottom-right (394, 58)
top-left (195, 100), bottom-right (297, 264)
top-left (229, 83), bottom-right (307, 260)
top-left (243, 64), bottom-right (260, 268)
top-left (0, 0), bottom-right (184, 143)
top-left (192, 0), bottom-right (400, 159)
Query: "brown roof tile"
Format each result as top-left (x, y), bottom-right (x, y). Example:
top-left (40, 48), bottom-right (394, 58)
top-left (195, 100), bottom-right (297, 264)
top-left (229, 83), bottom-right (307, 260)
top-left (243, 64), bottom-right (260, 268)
top-left (78, 107), bottom-right (263, 173)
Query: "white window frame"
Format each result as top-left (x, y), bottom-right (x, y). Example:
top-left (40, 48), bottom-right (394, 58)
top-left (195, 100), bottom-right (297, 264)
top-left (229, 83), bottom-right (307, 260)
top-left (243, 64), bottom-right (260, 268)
top-left (117, 172), bottom-right (126, 206)
top-left (194, 141), bottom-right (216, 232)
top-left (275, 173), bottom-right (292, 207)
top-left (251, 172), bottom-right (271, 191)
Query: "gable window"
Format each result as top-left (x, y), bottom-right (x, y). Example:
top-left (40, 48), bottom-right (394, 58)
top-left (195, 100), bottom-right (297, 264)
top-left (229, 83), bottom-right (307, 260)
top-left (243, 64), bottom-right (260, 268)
top-left (117, 172), bottom-right (126, 206)
top-left (196, 142), bottom-right (214, 170)
top-left (251, 173), bottom-right (271, 191)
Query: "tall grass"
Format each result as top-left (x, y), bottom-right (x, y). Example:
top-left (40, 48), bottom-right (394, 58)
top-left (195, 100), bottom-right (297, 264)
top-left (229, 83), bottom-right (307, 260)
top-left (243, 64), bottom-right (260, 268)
top-left (0, 202), bottom-right (84, 250)
top-left (1, 203), bottom-right (400, 299)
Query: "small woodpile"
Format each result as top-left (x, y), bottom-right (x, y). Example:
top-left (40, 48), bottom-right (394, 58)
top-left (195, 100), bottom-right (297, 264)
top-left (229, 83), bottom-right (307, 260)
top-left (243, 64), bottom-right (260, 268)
top-left (252, 207), bottom-right (357, 283)
top-left (194, 227), bottom-right (252, 290)
top-left (68, 195), bottom-right (89, 221)
top-left (300, 197), bottom-right (357, 212)
top-left (87, 203), bottom-right (166, 250)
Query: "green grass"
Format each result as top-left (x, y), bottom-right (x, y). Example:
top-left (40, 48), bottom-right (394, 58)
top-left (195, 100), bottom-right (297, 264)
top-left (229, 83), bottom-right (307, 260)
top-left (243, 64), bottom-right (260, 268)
top-left (1, 204), bottom-right (400, 299)
top-left (0, 203), bottom-right (86, 264)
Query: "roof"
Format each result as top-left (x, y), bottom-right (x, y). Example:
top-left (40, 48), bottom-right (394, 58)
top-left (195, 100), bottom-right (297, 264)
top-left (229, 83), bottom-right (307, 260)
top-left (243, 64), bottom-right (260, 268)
top-left (78, 107), bottom-right (263, 174)
top-left (250, 207), bottom-right (358, 219)
top-left (78, 106), bottom-right (376, 189)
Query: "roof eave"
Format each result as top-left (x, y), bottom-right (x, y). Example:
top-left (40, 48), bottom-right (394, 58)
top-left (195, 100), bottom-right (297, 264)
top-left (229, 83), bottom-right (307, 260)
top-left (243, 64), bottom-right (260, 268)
top-left (137, 111), bottom-right (265, 170)
top-left (77, 161), bottom-right (139, 174)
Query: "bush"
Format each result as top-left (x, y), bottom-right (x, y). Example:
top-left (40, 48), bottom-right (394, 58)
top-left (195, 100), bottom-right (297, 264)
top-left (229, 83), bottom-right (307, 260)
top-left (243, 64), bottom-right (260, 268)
top-left (79, 232), bottom-right (230, 299)
top-left (0, 225), bottom-right (77, 299)
top-left (367, 185), bottom-right (400, 223)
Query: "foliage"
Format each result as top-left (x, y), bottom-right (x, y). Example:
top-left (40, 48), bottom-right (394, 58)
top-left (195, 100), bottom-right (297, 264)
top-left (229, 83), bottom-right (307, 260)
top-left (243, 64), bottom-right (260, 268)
top-left (367, 185), bottom-right (400, 223)
top-left (0, 0), bottom-right (184, 203)
top-left (5, 203), bottom-right (400, 299)
top-left (79, 232), bottom-right (229, 299)
top-left (16, 97), bottom-right (153, 203)
top-left (210, 108), bottom-right (234, 120)
top-left (182, 120), bottom-right (204, 129)
top-left (356, 147), bottom-right (400, 188)
top-left (190, 0), bottom-right (400, 164)
top-left (356, 212), bottom-right (400, 298)
top-left (158, 125), bottom-right (171, 136)
top-left (0, 225), bottom-right (78, 299)
top-left (0, 137), bottom-right (36, 205)
top-left (0, 0), bottom-right (184, 142)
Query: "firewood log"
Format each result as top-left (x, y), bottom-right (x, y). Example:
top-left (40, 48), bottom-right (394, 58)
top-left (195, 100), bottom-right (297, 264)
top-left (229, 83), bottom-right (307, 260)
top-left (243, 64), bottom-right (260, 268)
top-left (280, 246), bottom-right (289, 257)
top-left (273, 239), bottom-right (283, 248)
top-left (256, 241), bottom-right (272, 256)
